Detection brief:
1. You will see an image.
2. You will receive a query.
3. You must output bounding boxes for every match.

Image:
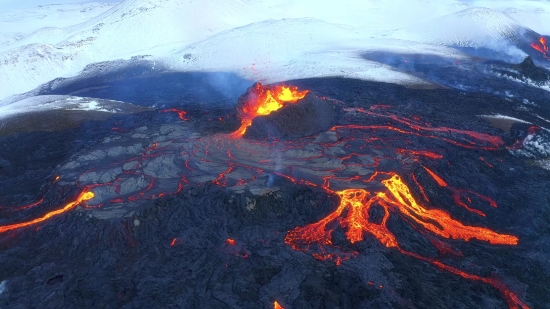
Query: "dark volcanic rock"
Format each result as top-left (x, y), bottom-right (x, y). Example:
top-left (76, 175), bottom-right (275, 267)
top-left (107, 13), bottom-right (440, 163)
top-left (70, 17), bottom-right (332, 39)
top-left (244, 93), bottom-right (336, 139)
top-left (292, 267), bottom-right (380, 309)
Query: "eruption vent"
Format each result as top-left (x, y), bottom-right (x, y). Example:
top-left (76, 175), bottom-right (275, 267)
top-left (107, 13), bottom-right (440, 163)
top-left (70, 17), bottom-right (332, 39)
top-left (232, 83), bottom-right (309, 137)
top-left (531, 37), bottom-right (550, 59)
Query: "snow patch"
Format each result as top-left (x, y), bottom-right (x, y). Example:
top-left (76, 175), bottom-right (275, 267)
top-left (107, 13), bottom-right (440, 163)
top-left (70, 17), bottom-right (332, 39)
top-left (66, 100), bottom-right (117, 112)
top-left (478, 114), bottom-right (531, 124)
top-left (0, 95), bottom-right (123, 119)
top-left (535, 158), bottom-right (550, 170)
top-left (536, 115), bottom-right (550, 124)
top-left (509, 128), bottom-right (550, 159)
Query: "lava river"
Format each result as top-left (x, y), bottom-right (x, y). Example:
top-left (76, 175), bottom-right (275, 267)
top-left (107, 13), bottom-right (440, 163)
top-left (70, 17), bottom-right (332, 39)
top-left (0, 83), bottom-right (530, 308)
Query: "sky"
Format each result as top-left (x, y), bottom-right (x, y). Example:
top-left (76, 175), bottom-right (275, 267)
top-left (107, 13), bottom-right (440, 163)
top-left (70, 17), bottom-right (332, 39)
top-left (0, 0), bottom-right (120, 10)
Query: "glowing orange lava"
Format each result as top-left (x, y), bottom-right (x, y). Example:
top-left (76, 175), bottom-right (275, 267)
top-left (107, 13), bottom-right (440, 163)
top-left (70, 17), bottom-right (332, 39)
top-left (160, 108), bottom-right (189, 120)
top-left (423, 166), bottom-right (448, 186)
top-left (285, 172), bottom-right (524, 308)
top-left (337, 108), bottom-right (505, 151)
top-left (0, 190), bottom-right (95, 233)
top-left (232, 83), bottom-right (309, 137)
top-left (273, 300), bottom-right (285, 309)
top-left (423, 166), bottom-right (497, 217)
top-left (531, 37), bottom-right (550, 59)
top-left (0, 198), bottom-right (44, 212)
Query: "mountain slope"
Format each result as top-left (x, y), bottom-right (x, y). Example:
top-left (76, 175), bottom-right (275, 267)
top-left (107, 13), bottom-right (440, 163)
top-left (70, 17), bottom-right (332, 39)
top-left (163, 18), bottom-right (436, 86)
top-left (0, 0), bottom-right (269, 101)
top-left (0, 2), bottom-right (117, 43)
top-left (390, 7), bottom-right (528, 48)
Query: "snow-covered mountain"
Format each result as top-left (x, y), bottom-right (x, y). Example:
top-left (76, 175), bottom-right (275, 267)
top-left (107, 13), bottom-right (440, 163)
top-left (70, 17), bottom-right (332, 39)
top-left (0, 0), bottom-right (272, 101)
top-left (390, 7), bottom-right (528, 49)
top-left (0, 95), bottom-right (146, 119)
top-left (0, 2), bottom-right (117, 41)
top-left (162, 18), bottom-right (451, 85)
top-left (1, 0), bottom-right (550, 105)
top-left (461, 0), bottom-right (550, 34)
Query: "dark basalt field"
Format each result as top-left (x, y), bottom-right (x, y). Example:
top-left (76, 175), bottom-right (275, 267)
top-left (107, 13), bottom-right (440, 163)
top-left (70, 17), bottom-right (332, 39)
top-left (0, 57), bottom-right (549, 309)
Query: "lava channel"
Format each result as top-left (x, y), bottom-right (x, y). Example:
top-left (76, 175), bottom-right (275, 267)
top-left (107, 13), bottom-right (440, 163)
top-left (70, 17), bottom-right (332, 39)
top-left (0, 190), bottom-right (95, 233)
top-left (285, 172), bottom-right (527, 309)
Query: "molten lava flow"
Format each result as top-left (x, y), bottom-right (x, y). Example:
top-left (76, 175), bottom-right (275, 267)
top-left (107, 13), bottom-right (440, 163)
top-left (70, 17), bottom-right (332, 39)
top-left (423, 166), bottom-right (497, 217)
top-left (285, 172), bottom-right (523, 308)
top-left (341, 108), bottom-right (505, 150)
top-left (273, 301), bottom-right (285, 309)
top-left (286, 173), bottom-right (516, 253)
top-left (0, 198), bottom-right (44, 212)
top-left (160, 108), bottom-right (189, 120)
top-left (401, 251), bottom-right (530, 309)
top-left (232, 83), bottom-right (309, 137)
top-left (531, 37), bottom-right (550, 59)
top-left (0, 190), bottom-right (95, 233)
top-left (381, 174), bottom-right (516, 244)
top-left (422, 167), bottom-right (448, 186)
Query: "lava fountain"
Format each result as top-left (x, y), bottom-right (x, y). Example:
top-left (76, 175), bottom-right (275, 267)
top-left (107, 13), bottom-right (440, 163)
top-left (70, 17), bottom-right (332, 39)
top-left (231, 83), bottom-right (309, 137)
top-left (531, 37), bottom-right (550, 59)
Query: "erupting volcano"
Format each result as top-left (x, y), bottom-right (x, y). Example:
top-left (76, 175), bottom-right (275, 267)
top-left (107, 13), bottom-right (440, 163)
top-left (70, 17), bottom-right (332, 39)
top-left (0, 80), bottom-right (536, 308)
top-left (531, 37), bottom-right (550, 59)
top-left (232, 83), bottom-right (309, 137)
